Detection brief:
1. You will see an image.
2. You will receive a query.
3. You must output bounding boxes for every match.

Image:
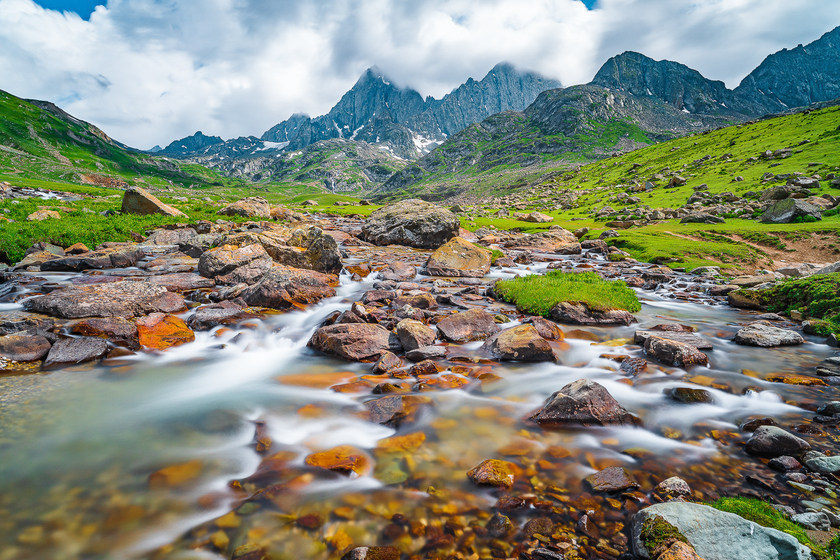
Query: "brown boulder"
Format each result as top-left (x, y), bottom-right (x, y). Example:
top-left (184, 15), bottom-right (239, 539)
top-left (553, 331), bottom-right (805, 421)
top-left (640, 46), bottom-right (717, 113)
top-left (146, 273), bottom-right (215, 292)
top-left (426, 237), bottom-right (491, 277)
top-left (240, 266), bottom-right (337, 309)
top-left (550, 301), bottom-right (636, 326)
top-left (644, 337), bottom-right (709, 367)
top-left (121, 187), bottom-right (186, 217)
top-left (634, 330), bottom-right (712, 349)
top-left (188, 301), bottom-right (262, 330)
top-left (0, 334), bottom-right (52, 362)
top-left (361, 199), bottom-right (460, 249)
top-left (308, 323), bottom-right (402, 362)
top-left (198, 243), bottom-right (270, 278)
top-left (380, 262), bottom-right (416, 282)
top-left (27, 209), bottom-right (61, 221)
top-left (530, 379), bottom-right (639, 427)
top-left (395, 319), bottom-right (435, 351)
top-left (71, 317), bottom-right (138, 348)
top-left (364, 395), bottom-right (432, 427)
top-left (526, 317), bottom-right (564, 340)
top-left (467, 459), bottom-right (517, 487)
top-left (44, 337), bottom-right (109, 367)
top-left (585, 466), bottom-right (640, 493)
top-left (483, 325), bottom-right (557, 362)
top-left (24, 281), bottom-right (186, 318)
top-left (436, 308), bottom-right (500, 343)
top-left (217, 197), bottom-right (270, 218)
top-left (393, 293), bottom-right (437, 309)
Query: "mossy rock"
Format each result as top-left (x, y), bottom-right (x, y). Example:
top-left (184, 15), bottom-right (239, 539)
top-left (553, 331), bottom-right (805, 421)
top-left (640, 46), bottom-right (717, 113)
top-left (640, 515), bottom-right (690, 558)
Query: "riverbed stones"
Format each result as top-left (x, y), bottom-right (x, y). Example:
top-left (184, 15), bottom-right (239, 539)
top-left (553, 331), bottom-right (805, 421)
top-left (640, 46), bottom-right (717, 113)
top-left (217, 196), bottom-right (270, 218)
top-left (631, 502), bottom-right (812, 560)
top-left (24, 281), bottom-right (186, 318)
top-left (550, 302), bottom-right (635, 326)
top-left (634, 330), bottom-right (712, 349)
top-left (188, 301), bottom-right (258, 330)
top-left (121, 186), bottom-right (186, 217)
top-left (801, 451), bottom-right (840, 474)
top-left (530, 379), bottom-right (639, 427)
top-left (40, 245), bottom-right (144, 272)
top-left (372, 352), bottom-right (401, 374)
top-left (264, 227), bottom-right (343, 274)
top-left (364, 395), bottom-right (431, 427)
top-left (644, 337), bottom-right (709, 367)
top-left (727, 290), bottom-right (767, 310)
top-left (791, 512), bottom-right (831, 531)
top-left (198, 243), bottom-right (270, 278)
top-left (392, 293), bottom-right (437, 310)
top-left (436, 309), bottom-right (500, 343)
top-left (71, 317), bottom-right (138, 348)
top-left (44, 337), bottom-right (109, 367)
top-left (526, 317), bottom-right (564, 340)
top-left (308, 324), bottom-right (401, 362)
top-left (146, 273), bottom-right (215, 292)
top-left (0, 311), bottom-right (55, 336)
top-left (664, 387), bottom-right (714, 404)
top-left (0, 333), bottom-right (52, 362)
top-left (655, 477), bottom-right (692, 497)
top-left (482, 325), bottom-right (557, 362)
top-left (425, 237), bottom-right (491, 277)
top-left (379, 262), bottom-right (416, 282)
top-left (239, 266), bottom-right (338, 309)
top-left (361, 199), bottom-right (460, 249)
top-left (585, 466), bottom-right (639, 492)
top-left (745, 426), bottom-right (811, 457)
top-left (395, 319), bottom-right (435, 351)
top-left (734, 322), bottom-right (804, 347)
top-left (136, 313), bottom-right (196, 350)
top-left (342, 547), bottom-right (400, 560)
top-left (467, 459), bottom-right (516, 487)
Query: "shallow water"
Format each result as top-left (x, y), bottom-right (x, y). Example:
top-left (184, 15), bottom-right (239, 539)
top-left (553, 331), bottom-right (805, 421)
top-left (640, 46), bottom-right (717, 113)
top-left (1, 257), bottom-right (838, 560)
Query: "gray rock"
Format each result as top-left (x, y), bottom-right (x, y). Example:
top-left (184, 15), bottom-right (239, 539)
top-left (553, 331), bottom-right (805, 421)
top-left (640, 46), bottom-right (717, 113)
top-left (198, 243), bottom-right (270, 278)
top-left (379, 262), bottom-right (417, 282)
top-left (634, 330), bottom-right (713, 349)
top-left (530, 379), bottom-right (639, 427)
top-left (179, 233), bottom-right (221, 257)
top-left (745, 426), bottom-right (811, 457)
top-left (734, 323), bottom-right (804, 347)
top-left (761, 198), bottom-right (822, 224)
top-left (801, 451), bottom-right (840, 474)
top-left (404, 346), bottom-right (447, 361)
top-left (790, 512), bottom-right (830, 531)
top-left (24, 281), bottom-right (186, 319)
top-left (44, 337), bottom-right (109, 367)
top-left (654, 476), bottom-right (692, 496)
top-left (631, 502), bottom-right (812, 560)
top-left (361, 199), bottom-right (460, 249)
top-left (815, 261), bottom-right (840, 275)
top-left (121, 186), bottom-right (185, 217)
top-left (680, 212), bottom-right (726, 224)
top-left (816, 401), bottom-right (840, 415)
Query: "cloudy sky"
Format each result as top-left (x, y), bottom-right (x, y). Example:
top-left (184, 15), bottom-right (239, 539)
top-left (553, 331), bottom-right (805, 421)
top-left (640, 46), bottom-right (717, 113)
top-left (1, 0), bottom-right (838, 149)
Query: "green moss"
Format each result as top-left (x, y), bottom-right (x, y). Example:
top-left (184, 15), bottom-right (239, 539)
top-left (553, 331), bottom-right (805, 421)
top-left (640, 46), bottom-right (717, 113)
top-left (709, 498), bottom-right (821, 556)
top-left (756, 273), bottom-right (840, 334)
top-left (494, 271), bottom-right (641, 316)
top-left (639, 516), bottom-right (689, 557)
top-left (471, 243), bottom-right (505, 264)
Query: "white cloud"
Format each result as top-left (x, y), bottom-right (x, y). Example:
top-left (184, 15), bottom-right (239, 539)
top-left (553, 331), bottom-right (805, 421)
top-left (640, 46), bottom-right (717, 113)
top-left (0, 0), bottom-right (837, 149)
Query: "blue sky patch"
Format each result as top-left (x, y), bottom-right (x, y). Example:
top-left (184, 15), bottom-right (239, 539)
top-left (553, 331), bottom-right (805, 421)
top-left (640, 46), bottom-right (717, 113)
top-left (34, 0), bottom-right (103, 20)
top-left (581, 0), bottom-right (597, 8)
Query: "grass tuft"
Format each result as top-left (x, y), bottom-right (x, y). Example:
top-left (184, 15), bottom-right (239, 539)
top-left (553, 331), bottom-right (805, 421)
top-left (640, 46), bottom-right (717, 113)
top-left (494, 271), bottom-right (640, 316)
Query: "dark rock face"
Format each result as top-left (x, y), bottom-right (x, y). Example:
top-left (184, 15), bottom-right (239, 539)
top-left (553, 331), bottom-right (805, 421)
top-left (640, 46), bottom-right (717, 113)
top-left (160, 131), bottom-right (224, 156)
top-left (761, 198), bottom-right (823, 223)
top-left (530, 379), bottom-right (639, 427)
top-left (745, 426), bottom-right (811, 457)
top-left (436, 309), bottom-right (500, 343)
top-left (44, 337), bottom-right (109, 367)
top-left (0, 334), bottom-right (52, 361)
top-left (240, 266), bottom-right (337, 309)
top-left (665, 387), bottom-right (714, 404)
top-left (364, 395), bottom-right (431, 427)
top-left (482, 325), bottom-right (557, 362)
top-left (361, 200), bottom-right (460, 249)
top-left (308, 323), bottom-right (402, 362)
top-left (550, 301), bottom-right (635, 326)
top-left (24, 281), bottom-right (186, 319)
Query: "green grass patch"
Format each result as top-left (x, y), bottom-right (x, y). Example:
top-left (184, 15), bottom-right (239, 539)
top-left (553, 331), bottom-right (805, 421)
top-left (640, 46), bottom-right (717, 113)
top-left (494, 271), bottom-right (640, 316)
top-left (709, 497), bottom-right (824, 558)
top-left (760, 272), bottom-right (840, 334)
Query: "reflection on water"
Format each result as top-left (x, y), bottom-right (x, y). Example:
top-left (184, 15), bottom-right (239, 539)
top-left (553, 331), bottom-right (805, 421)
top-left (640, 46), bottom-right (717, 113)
top-left (0, 261), bottom-right (838, 560)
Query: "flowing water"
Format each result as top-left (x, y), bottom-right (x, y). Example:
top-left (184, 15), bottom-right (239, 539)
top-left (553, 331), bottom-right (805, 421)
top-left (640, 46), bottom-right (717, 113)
top-left (0, 254), bottom-right (838, 560)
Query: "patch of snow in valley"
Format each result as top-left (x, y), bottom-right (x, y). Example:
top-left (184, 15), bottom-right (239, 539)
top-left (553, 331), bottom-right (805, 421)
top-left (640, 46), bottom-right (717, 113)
top-left (350, 126), bottom-right (364, 140)
top-left (256, 141), bottom-right (289, 151)
top-left (411, 132), bottom-right (440, 153)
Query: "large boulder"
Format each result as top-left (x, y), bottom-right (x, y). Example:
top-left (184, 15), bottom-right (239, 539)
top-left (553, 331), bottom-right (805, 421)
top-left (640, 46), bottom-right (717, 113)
top-left (550, 302), bottom-right (635, 326)
top-left (24, 281), bottom-right (186, 319)
top-left (308, 323), bottom-right (402, 362)
top-left (483, 325), bottom-right (557, 362)
top-left (44, 337), bottom-right (109, 367)
top-left (425, 237), bottom-right (491, 278)
top-left (71, 317), bottom-right (138, 348)
top-left (644, 336), bottom-right (709, 367)
top-left (680, 213), bottom-right (725, 224)
top-left (40, 245), bottom-right (144, 272)
top-left (380, 262), bottom-right (417, 282)
top-left (761, 198), bottom-right (822, 224)
top-left (361, 199), bottom-right (460, 249)
top-left (530, 379), bottom-right (639, 427)
top-left (217, 197), bottom-right (270, 218)
top-left (395, 319), bottom-right (435, 351)
top-left (631, 502), bottom-right (811, 560)
top-left (262, 227), bottom-right (343, 274)
top-left (239, 266), bottom-right (338, 309)
top-left (121, 187), bottom-right (185, 217)
top-left (198, 243), bottom-right (270, 278)
top-left (734, 322), bottom-right (804, 347)
top-left (436, 309), bottom-right (500, 343)
top-left (514, 211), bottom-right (553, 223)
top-left (745, 426), bottom-right (811, 457)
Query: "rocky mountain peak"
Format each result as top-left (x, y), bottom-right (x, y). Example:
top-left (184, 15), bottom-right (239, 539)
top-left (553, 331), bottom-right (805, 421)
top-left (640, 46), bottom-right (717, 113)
top-left (161, 131), bottom-right (224, 156)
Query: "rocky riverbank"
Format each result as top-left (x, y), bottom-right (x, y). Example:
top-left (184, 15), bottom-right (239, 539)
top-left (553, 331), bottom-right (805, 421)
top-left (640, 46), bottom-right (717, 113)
top-left (1, 194), bottom-right (839, 560)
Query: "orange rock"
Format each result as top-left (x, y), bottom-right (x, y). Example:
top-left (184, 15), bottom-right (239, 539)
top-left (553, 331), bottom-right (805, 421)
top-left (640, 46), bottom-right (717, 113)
top-left (546, 446), bottom-right (571, 459)
top-left (327, 529), bottom-right (354, 551)
top-left (277, 371), bottom-right (358, 389)
top-left (766, 373), bottom-right (827, 386)
top-left (148, 459), bottom-right (203, 488)
top-left (414, 374), bottom-right (468, 391)
top-left (376, 432), bottom-right (426, 453)
top-left (297, 404), bottom-right (327, 418)
top-left (466, 459), bottom-right (517, 487)
top-left (136, 313), bottom-right (195, 349)
top-left (305, 445), bottom-right (371, 476)
top-left (498, 438), bottom-right (539, 457)
top-left (332, 379), bottom-right (373, 393)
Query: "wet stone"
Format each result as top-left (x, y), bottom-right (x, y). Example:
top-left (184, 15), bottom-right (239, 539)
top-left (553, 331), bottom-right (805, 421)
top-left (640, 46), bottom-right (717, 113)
top-left (526, 316), bottom-right (564, 340)
top-left (768, 456), bottom-right (802, 472)
top-left (530, 379), bottom-right (640, 427)
top-left (485, 513), bottom-right (513, 537)
top-left (664, 387), bottom-right (714, 404)
top-left (740, 417), bottom-right (779, 432)
top-left (644, 336), bottom-right (708, 367)
top-left (0, 311), bottom-right (55, 335)
top-left (483, 324), bottom-right (557, 362)
top-left (342, 546), bottom-right (400, 560)
top-left (655, 477), bottom-right (692, 497)
top-left (379, 262), bottom-right (416, 282)
top-left (395, 319), bottom-right (435, 351)
top-left (467, 459), bottom-right (516, 487)
top-left (372, 351), bottom-right (401, 374)
top-left (634, 330), bottom-right (712, 349)
top-left (24, 280), bottom-right (186, 319)
top-left (365, 395), bottom-right (431, 428)
top-left (405, 346), bottom-right (446, 361)
top-left (436, 308), bottom-right (500, 343)
top-left (585, 466), bottom-right (640, 493)
top-left (745, 426), bottom-right (812, 457)
top-left (71, 317), bottom-right (139, 348)
top-left (44, 337), bottom-right (109, 367)
top-left (801, 451), bottom-right (840, 474)
top-left (308, 323), bottom-right (402, 362)
top-left (136, 313), bottom-right (196, 350)
top-left (523, 517), bottom-right (555, 537)
top-left (734, 322), bottom-right (804, 347)
top-left (0, 333), bottom-right (52, 362)
top-left (550, 301), bottom-right (635, 326)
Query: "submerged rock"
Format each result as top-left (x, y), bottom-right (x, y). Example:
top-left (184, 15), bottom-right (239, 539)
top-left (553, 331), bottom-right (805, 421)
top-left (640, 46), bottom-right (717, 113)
top-left (136, 313), bottom-right (195, 350)
top-left (361, 199), bottom-right (460, 249)
top-left (483, 325), bottom-right (557, 362)
top-left (530, 379), bottom-right (639, 427)
top-left (585, 466), bottom-right (639, 492)
top-left (425, 236), bottom-right (491, 277)
top-left (308, 324), bottom-right (402, 362)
